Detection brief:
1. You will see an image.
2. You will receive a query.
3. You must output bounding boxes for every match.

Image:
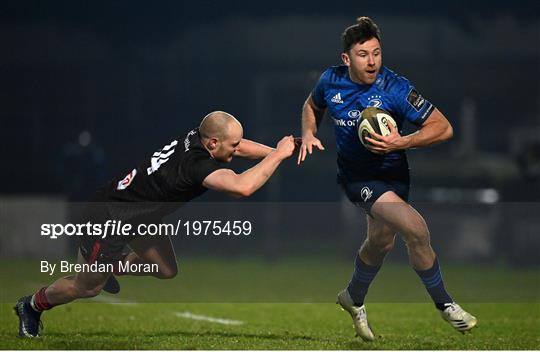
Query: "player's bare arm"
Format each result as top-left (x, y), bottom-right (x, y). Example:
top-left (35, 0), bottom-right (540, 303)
top-left (365, 108), bottom-right (453, 154)
top-left (234, 138), bottom-right (275, 160)
top-left (298, 94), bottom-right (326, 164)
top-left (203, 136), bottom-right (295, 197)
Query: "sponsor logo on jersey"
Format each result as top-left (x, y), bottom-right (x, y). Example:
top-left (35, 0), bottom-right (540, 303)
top-left (333, 118), bottom-right (357, 127)
top-left (331, 92), bottom-right (344, 104)
top-left (407, 89), bottom-right (425, 111)
top-left (361, 186), bottom-right (373, 202)
top-left (367, 95), bottom-right (382, 108)
top-left (348, 110), bottom-right (361, 118)
top-left (117, 169), bottom-right (137, 190)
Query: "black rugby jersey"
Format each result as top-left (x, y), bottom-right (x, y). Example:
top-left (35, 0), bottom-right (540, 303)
top-left (104, 128), bottom-right (222, 203)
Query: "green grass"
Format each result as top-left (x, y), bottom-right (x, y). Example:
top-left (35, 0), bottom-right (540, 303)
top-left (1, 257), bottom-right (539, 303)
top-left (1, 258), bottom-right (539, 349)
top-left (1, 303), bottom-right (539, 349)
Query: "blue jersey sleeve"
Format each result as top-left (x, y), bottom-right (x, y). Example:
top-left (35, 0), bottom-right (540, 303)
top-left (392, 79), bottom-right (435, 126)
top-left (310, 69), bottom-right (331, 109)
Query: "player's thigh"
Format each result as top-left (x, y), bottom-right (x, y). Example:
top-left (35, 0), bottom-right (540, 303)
top-left (370, 191), bottom-right (428, 240)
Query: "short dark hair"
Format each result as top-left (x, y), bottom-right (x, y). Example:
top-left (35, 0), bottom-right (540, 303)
top-left (341, 17), bottom-right (381, 53)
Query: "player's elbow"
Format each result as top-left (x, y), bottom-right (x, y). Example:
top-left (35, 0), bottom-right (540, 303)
top-left (236, 184), bottom-right (256, 198)
top-left (227, 177), bottom-right (255, 198)
top-left (237, 191), bottom-right (251, 198)
top-left (303, 95), bottom-right (319, 113)
top-left (441, 123), bottom-right (454, 141)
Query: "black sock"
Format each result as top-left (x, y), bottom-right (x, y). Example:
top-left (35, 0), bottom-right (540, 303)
top-left (347, 254), bottom-right (381, 306)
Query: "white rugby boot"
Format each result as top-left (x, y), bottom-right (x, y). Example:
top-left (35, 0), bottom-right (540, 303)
top-left (440, 302), bottom-right (478, 333)
top-left (337, 289), bottom-right (375, 341)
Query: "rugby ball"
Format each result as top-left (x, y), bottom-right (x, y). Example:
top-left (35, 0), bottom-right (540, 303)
top-left (357, 107), bottom-right (397, 151)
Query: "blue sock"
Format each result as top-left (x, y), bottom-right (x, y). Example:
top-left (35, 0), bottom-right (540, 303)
top-left (347, 254), bottom-right (381, 306)
top-left (415, 258), bottom-right (453, 310)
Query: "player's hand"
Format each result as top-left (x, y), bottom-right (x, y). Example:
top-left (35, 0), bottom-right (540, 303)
top-left (297, 134), bottom-right (325, 165)
top-left (364, 122), bottom-right (406, 154)
top-left (275, 135), bottom-right (296, 160)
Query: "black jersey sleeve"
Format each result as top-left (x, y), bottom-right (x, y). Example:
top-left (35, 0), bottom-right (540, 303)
top-left (184, 152), bottom-right (223, 186)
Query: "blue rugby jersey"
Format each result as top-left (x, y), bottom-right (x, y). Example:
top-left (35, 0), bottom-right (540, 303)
top-left (311, 65), bottom-right (434, 176)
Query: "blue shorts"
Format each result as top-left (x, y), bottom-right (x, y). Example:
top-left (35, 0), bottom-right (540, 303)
top-left (337, 161), bottom-right (410, 213)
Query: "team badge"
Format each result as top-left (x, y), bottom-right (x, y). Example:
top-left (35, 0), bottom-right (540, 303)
top-left (367, 95), bottom-right (382, 108)
top-left (361, 187), bottom-right (373, 202)
top-left (407, 89), bottom-right (425, 111)
top-left (117, 169), bottom-right (137, 190)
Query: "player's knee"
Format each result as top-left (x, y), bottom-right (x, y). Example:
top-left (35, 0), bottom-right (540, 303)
top-left (365, 237), bottom-right (394, 255)
top-left (402, 216), bottom-right (429, 246)
top-left (403, 219), bottom-right (430, 248)
top-left (380, 239), bottom-right (395, 254)
top-left (157, 264), bottom-right (178, 279)
top-left (84, 286), bottom-right (103, 298)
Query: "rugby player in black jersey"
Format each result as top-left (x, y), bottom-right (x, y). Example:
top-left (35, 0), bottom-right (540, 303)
top-left (15, 111), bottom-right (296, 337)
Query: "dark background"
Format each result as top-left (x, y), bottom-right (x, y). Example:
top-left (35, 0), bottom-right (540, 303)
top-left (0, 1), bottom-right (539, 268)
top-left (2, 0), bottom-right (539, 201)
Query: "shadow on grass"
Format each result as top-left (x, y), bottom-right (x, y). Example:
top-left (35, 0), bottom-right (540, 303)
top-left (46, 328), bottom-right (322, 341)
top-left (3, 329), bottom-right (336, 350)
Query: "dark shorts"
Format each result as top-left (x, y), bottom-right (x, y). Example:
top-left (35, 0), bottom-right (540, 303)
top-left (79, 235), bottom-right (126, 265)
top-left (78, 187), bottom-right (162, 264)
top-left (78, 188), bottom-right (129, 264)
top-left (337, 161), bottom-right (410, 214)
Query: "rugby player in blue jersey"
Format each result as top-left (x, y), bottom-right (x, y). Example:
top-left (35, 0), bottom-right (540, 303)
top-left (297, 17), bottom-right (477, 340)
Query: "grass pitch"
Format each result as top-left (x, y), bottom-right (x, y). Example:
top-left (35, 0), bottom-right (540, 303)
top-left (1, 258), bottom-right (539, 349)
top-left (1, 302), bottom-right (539, 349)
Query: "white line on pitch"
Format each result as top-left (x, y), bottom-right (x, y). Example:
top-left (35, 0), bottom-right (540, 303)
top-left (90, 294), bottom-right (139, 306)
top-left (175, 311), bottom-right (244, 325)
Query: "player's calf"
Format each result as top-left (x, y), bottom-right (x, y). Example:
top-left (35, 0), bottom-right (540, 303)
top-left (402, 229), bottom-right (436, 271)
top-left (74, 282), bottom-right (103, 298)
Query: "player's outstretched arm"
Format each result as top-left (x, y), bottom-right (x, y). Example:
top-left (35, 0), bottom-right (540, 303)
top-left (234, 138), bottom-right (275, 160)
top-left (203, 136), bottom-right (295, 197)
top-left (298, 95), bottom-right (325, 164)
